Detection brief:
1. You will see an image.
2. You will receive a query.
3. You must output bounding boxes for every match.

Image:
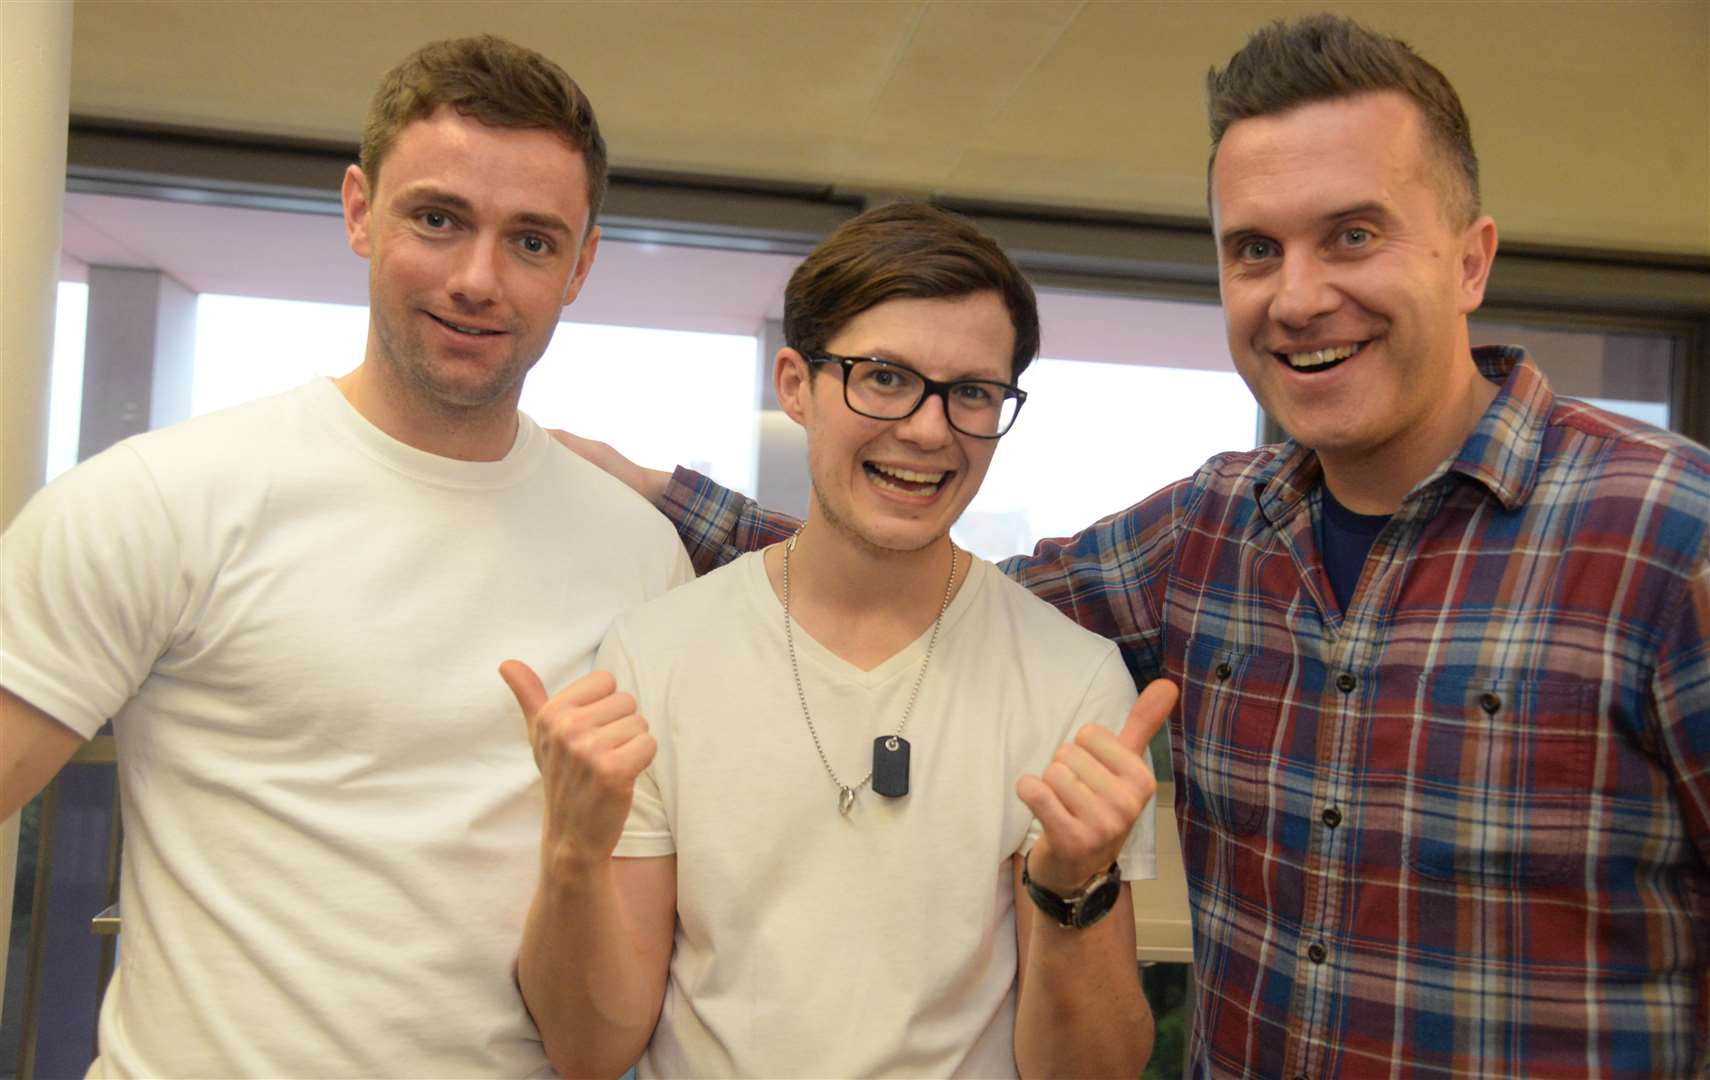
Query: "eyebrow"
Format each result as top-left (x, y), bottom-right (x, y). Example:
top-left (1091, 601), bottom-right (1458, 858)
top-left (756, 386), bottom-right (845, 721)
top-left (1322, 200), bottom-right (1395, 225)
top-left (512, 212), bottom-right (575, 236)
top-left (397, 186), bottom-right (575, 236)
top-left (851, 351), bottom-right (1012, 384)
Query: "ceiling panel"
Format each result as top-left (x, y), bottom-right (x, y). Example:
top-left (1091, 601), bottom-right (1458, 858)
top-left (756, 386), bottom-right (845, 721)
top-left (65, 0), bottom-right (1710, 254)
top-left (848, 1), bottom-right (1081, 191)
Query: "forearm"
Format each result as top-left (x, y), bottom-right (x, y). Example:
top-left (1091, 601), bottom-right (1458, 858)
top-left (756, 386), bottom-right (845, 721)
top-left (1013, 892), bottom-right (1152, 1079)
top-left (518, 855), bottom-right (667, 1079)
top-left (1, 688), bottom-right (84, 822)
top-left (995, 494), bottom-right (1179, 685)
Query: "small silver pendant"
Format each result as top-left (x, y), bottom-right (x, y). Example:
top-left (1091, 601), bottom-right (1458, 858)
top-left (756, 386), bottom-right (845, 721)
top-left (837, 787), bottom-right (857, 816)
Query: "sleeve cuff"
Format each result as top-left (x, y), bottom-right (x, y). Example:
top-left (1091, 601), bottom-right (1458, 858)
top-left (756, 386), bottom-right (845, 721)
top-left (613, 831), bottom-right (676, 858)
top-left (661, 466), bottom-right (709, 517)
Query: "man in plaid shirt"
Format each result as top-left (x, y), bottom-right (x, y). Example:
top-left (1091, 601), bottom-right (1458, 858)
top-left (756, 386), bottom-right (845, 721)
top-left (561, 15), bottom-right (1710, 1078)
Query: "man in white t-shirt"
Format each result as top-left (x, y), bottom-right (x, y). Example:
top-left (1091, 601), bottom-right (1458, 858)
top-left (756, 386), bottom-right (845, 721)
top-left (0, 36), bottom-right (689, 1077)
top-left (503, 202), bottom-right (1175, 1078)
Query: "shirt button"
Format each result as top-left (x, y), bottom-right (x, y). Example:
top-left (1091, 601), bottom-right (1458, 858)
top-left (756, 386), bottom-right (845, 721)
top-left (1480, 692), bottom-right (1502, 715)
top-left (1308, 943), bottom-right (1328, 964)
top-left (1336, 673), bottom-right (1356, 693)
top-left (1216, 662), bottom-right (1233, 680)
top-left (1321, 806), bottom-right (1342, 829)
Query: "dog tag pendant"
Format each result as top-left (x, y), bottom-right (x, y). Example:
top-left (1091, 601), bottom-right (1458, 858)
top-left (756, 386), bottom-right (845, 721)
top-left (872, 735), bottom-right (910, 798)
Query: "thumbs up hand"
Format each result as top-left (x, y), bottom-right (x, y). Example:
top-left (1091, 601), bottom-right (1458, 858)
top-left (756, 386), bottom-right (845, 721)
top-left (1016, 678), bottom-right (1178, 894)
top-left (500, 660), bottom-right (655, 867)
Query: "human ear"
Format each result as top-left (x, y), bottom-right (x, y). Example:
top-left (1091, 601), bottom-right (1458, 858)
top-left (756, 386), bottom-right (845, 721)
top-left (561, 225), bottom-right (601, 306)
top-left (342, 165), bottom-right (374, 258)
top-left (1456, 215), bottom-right (1499, 315)
top-left (774, 349), bottom-right (813, 427)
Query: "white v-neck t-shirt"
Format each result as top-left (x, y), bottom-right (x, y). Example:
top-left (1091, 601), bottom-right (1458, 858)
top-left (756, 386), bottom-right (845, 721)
top-left (605, 550), bottom-right (1155, 1078)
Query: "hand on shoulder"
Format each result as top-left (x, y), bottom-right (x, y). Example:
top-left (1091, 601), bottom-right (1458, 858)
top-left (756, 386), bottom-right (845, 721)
top-left (548, 430), bottom-right (671, 506)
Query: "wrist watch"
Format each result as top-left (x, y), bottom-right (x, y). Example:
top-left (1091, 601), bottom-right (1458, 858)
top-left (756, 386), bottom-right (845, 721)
top-left (1022, 850), bottom-right (1122, 930)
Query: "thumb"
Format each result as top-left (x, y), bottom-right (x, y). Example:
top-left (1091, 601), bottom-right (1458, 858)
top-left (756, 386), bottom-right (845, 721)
top-left (498, 659), bottom-right (549, 733)
top-left (1117, 678), bottom-right (1178, 754)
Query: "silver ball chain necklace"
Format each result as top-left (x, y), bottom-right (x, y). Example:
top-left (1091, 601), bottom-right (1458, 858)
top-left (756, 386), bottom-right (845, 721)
top-left (781, 530), bottom-right (958, 816)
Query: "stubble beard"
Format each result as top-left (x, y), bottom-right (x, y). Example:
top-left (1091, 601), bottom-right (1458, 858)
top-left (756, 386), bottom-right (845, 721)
top-left (810, 482), bottom-right (947, 561)
top-left (371, 301), bottom-right (535, 421)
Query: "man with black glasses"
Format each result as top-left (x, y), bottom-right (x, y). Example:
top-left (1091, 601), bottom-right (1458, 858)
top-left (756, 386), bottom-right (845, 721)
top-left (502, 202), bottom-right (1169, 1078)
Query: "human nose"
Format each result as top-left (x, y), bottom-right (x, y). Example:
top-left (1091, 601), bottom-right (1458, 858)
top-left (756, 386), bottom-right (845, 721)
top-left (446, 231), bottom-right (502, 307)
top-left (1268, 249), bottom-right (1338, 328)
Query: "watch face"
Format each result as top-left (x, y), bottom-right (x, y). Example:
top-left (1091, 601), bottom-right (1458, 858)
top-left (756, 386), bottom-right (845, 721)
top-left (1023, 855), bottom-right (1122, 929)
top-left (1073, 876), bottom-right (1122, 928)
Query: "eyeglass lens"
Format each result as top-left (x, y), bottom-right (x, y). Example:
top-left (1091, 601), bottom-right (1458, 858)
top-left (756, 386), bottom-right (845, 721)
top-left (845, 360), bottom-right (1018, 436)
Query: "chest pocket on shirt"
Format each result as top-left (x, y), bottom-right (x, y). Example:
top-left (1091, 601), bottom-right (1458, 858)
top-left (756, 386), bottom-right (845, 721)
top-left (1180, 638), bottom-right (1292, 836)
top-left (1403, 675), bottom-right (1596, 887)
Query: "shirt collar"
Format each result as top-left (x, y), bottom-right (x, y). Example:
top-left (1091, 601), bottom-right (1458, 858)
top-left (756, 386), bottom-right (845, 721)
top-left (1445, 345), bottom-right (1552, 511)
top-left (1254, 345), bottom-right (1552, 522)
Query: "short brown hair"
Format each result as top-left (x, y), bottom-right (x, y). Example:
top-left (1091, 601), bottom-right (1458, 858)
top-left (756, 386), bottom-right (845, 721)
top-left (360, 35), bottom-right (609, 226)
top-left (1206, 14), bottom-right (1480, 225)
top-left (784, 203), bottom-right (1040, 381)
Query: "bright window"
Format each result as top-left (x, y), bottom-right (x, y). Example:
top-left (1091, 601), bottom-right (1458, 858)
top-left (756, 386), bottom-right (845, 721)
top-left (521, 324), bottom-right (759, 498)
top-left (953, 358), bottom-right (1258, 561)
top-left (192, 294), bottom-right (365, 414)
top-left (45, 282), bottom-right (90, 483)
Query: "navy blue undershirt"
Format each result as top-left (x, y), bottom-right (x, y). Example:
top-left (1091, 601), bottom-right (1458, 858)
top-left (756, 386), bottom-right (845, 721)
top-left (1317, 485), bottom-right (1392, 611)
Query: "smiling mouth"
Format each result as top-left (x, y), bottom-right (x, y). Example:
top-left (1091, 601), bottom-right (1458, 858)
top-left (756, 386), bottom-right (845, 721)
top-left (865, 462), bottom-right (951, 496)
top-left (428, 312), bottom-right (505, 337)
top-left (1274, 342), bottom-right (1364, 373)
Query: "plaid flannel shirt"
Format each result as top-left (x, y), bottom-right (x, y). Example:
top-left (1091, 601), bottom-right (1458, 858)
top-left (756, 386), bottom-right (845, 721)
top-left (660, 347), bottom-right (1710, 1077)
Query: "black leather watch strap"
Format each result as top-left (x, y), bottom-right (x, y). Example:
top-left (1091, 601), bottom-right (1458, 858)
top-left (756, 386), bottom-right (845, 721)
top-left (1022, 850), bottom-right (1121, 930)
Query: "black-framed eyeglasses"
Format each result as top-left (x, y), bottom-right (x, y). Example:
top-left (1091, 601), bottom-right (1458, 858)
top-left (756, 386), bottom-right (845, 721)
top-left (804, 354), bottom-right (1027, 439)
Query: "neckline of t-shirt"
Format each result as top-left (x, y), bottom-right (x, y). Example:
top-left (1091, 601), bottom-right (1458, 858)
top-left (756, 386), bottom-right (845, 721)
top-left (1319, 481), bottom-right (1392, 536)
top-left (746, 547), bottom-right (989, 687)
top-left (305, 377), bottom-right (545, 490)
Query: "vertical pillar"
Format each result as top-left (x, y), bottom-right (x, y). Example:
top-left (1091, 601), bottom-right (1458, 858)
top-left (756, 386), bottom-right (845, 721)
top-left (79, 268), bottom-right (197, 459)
top-left (755, 319), bottom-right (810, 519)
top-left (1, 0), bottom-right (75, 1012)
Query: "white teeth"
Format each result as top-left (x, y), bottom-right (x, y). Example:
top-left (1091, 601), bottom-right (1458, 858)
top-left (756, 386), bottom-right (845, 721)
top-left (867, 463), bottom-right (947, 494)
top-left (1284, 344), bottom-right (1359, 369)
top-left (876, 465), bottom-right (946, 484)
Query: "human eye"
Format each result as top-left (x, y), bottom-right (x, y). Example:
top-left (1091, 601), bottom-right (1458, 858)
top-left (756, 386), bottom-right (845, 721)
top-left (952, 381), bottom-right (998, 407)
top-left (517, 233), bottom-right (555, 257)
top-left (1233, 236), bottom-right (1278, 263)
top-left (858, 362), bottom-right (916, 394)
top-left (1340, 226), bottom-right (1372, 248)
top-left (417, 208), bottom-right (454, 231)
